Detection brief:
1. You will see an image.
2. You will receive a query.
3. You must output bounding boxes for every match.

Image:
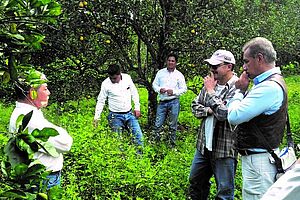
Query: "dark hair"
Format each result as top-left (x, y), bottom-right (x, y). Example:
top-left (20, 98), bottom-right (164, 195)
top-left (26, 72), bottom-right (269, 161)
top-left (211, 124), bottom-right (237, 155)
top-left (107, 64), bottom-right (121, 76)
top-left (14, 81), bottom-right (30, 100)
top-left (167, 52), bottom-right (178, 62)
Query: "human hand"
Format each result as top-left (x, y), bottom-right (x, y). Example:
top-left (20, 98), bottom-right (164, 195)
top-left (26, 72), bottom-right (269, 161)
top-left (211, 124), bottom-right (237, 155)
top-left (204, 72), bottom-right (217, 93)
top-left (134, 110), bottom-right (141, 118)
top-left (235, 71), bottom-right (249, 92)
top-left (93, 119), bottom-right (99, 128)
top-left (167, 89), bottom-right (173, 96)
top-left (160, 88), bottom-right (167, 94)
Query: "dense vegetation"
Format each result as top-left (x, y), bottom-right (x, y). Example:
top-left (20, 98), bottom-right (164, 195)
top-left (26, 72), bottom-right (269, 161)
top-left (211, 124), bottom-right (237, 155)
top-left (0, 0), bottom-right (300, 199)
top-left (1, 0), bottom-right (300, 125)
top-left (1, 75), bottom-right (299, 199)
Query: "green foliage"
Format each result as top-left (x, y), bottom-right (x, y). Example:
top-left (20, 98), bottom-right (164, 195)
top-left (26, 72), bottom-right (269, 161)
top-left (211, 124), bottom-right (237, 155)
top-left (2, 75), bottom-right (299, 199)
top-left (0, 0), bottom-right (62, 90)
top-left (281, 62), bottom-right (300, 77)
top-left (0, 111), bottom-right (62, 199)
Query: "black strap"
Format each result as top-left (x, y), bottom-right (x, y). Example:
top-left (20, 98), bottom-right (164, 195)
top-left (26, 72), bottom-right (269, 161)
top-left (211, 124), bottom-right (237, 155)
top-left (286, 112), bottom-right (294, 148)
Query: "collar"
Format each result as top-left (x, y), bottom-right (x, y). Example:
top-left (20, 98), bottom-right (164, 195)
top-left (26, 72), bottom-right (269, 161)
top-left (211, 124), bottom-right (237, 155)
top-left (165, 67), bottom-right (177, 73)
top-left (16, 101), bottom-right (38, 110)
top-left (253, 67), bottom-right (281, 85)
top-left (225, 74), bottom-right (239, 88)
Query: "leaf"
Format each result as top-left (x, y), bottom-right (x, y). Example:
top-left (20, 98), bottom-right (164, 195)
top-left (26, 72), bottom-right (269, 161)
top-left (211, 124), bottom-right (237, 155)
top-left (1, 189), bottom-right (27, 199)
top-left (16, 138), bottom-right (34, 157)
top-left (47, 2), bottom-right (62, 16)
top-left (1, 160), bottom-right (10, 177)
top-left (47, 185), bottom-right (63, 199)
top-left (21, 111), bottom-right (33, 132)
top-left (7, 33), bottom-right (25, 40)
top-left (16, 114), bottom-right (25, 131)
top-left (40, 0), bottom-right (52, 5)
top-left (25, 164), bottom-right (46, 177)
top-left (32, 127), bottom-right (59, 142)
top-left (28, 142), bottom-right (39, 152)
top-left (37, 192), bottom-right (48, 200)
top-left (14, 163), bottom-right (28, 176)
top-left (20, 133), bottom-right (36, 144)
top-left (4, 138), bottom-right (28, 167)
top-left (37, 141), bottom-right (59, 157)
top-left (1, 71), bottom-right (10, 83)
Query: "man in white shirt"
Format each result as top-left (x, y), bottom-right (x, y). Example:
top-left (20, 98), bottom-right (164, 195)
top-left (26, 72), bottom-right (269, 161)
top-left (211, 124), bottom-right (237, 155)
top-left (9, 70), bottom-right (73, 189)
top-left (152, 53), bottom-right (187, 147)
top-left (93, 64), bottom-right (143, 147)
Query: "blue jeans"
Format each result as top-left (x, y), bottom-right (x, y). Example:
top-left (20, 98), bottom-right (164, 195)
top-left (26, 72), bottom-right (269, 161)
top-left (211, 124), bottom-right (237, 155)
top-left (153, 98), bottom-right (180, 145)
top-left (45, 171), bottom-right (61, 189)
top-left (189, 149), bottom-right (237, 200)
top-left (107, 111), bottom-right (143, 146)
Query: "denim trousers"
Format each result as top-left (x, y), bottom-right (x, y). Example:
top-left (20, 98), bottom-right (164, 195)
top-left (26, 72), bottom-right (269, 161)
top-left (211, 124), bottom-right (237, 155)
top-left (153, 98), bottom-right (180, 145)
top-left (189, 149), bottom-right (237, 200)
top-left (45, 171), bottom-right (61, 189)
top-left (107, 111), bottom-right (143, 146)
top-left (241, 152), bottom-right (277, 200)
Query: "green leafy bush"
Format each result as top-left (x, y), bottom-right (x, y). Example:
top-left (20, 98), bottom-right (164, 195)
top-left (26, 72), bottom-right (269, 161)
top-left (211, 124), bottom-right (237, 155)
top-left (0, 111), bottom-right (62, 199)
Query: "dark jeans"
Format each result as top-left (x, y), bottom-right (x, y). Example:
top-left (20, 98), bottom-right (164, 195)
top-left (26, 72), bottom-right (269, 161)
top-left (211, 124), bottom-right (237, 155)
top-left (189, 149), bottom-right (237, 200)
top-left (153, 98), bottom-right (180, 145)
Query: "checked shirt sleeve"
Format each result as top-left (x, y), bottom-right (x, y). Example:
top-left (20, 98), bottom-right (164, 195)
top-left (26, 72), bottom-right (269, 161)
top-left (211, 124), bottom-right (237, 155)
top-left (206, 85), bottom-right (238, 121)
top-left (191, 88), bottom-right (211, 119)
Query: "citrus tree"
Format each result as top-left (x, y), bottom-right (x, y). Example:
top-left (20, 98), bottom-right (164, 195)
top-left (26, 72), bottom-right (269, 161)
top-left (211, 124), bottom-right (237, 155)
top-left (0, 0), bottom-right (61, 83)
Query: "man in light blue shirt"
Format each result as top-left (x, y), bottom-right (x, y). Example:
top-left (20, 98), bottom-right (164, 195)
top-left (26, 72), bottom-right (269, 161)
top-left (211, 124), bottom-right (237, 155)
top-left (227, 37), bottom-right (288, 200)
top-left (152, 52), bottom-right (187, 147)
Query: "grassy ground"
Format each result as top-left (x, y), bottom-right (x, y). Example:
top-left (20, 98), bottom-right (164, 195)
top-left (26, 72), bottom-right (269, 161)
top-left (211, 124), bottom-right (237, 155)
top-left (0, 75), bottom-right (299, 199)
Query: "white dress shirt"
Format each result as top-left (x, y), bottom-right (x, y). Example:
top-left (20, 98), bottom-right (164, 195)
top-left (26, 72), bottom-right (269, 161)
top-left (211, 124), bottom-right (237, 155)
top-left (152, 68), bottom-right (187, 101)
top-left (94, 73), bottom-right (140, 120)
top-left (9, 102), bottom-right (73, 172)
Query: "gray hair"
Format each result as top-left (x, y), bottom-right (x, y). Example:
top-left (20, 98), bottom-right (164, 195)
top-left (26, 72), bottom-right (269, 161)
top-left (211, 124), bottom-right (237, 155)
top-left (242, 37), bottom-right (277, 64)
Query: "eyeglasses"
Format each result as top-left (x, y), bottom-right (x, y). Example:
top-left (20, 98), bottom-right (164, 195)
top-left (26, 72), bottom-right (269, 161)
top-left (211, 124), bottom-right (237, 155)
top-left (209, 63), bottom-right (227, 70)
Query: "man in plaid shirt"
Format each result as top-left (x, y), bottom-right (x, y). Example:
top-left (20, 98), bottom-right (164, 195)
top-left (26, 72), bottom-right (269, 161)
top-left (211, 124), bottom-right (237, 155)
top-left (189, 50), bottom-right (239, 200)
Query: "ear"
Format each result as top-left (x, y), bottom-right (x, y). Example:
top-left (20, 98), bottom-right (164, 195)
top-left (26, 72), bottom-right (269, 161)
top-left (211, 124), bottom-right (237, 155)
top-left (257, 53), bottom-right (264, 62)
top-left (227, 64), bottom-right (233, 71)
top-left (29, 88), bottom-right (38, 100)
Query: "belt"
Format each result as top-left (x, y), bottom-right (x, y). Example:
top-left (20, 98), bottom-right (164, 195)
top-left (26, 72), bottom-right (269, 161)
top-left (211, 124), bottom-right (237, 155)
top-left (160, 98), bottom-right (177, 103)
top-left (238, 150), bottom-right (268, 156)
top-left (109, 109), bottom-right (131, 114)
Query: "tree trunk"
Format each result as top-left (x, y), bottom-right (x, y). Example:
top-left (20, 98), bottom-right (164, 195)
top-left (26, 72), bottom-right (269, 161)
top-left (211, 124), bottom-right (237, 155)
top-left (8, 53), bottom-right (18, 82)
top-left (146, 86), bottom-right (157, 129)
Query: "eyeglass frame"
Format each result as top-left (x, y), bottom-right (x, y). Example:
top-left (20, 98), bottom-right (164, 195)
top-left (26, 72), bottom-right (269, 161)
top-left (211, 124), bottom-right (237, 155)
top-left (209, 62), bottom-right (230, 70)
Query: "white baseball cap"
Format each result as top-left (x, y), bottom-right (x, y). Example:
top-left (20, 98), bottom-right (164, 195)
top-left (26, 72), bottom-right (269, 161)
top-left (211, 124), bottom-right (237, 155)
top-left (204, 50), bottom-right (236, 65)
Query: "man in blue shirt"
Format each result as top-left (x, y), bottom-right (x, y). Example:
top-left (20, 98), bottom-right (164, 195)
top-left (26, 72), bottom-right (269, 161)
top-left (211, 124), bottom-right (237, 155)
top-left (152, 53), bottom-right (187, 148)
top-left (228, 37), bottom-right (288, 199)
